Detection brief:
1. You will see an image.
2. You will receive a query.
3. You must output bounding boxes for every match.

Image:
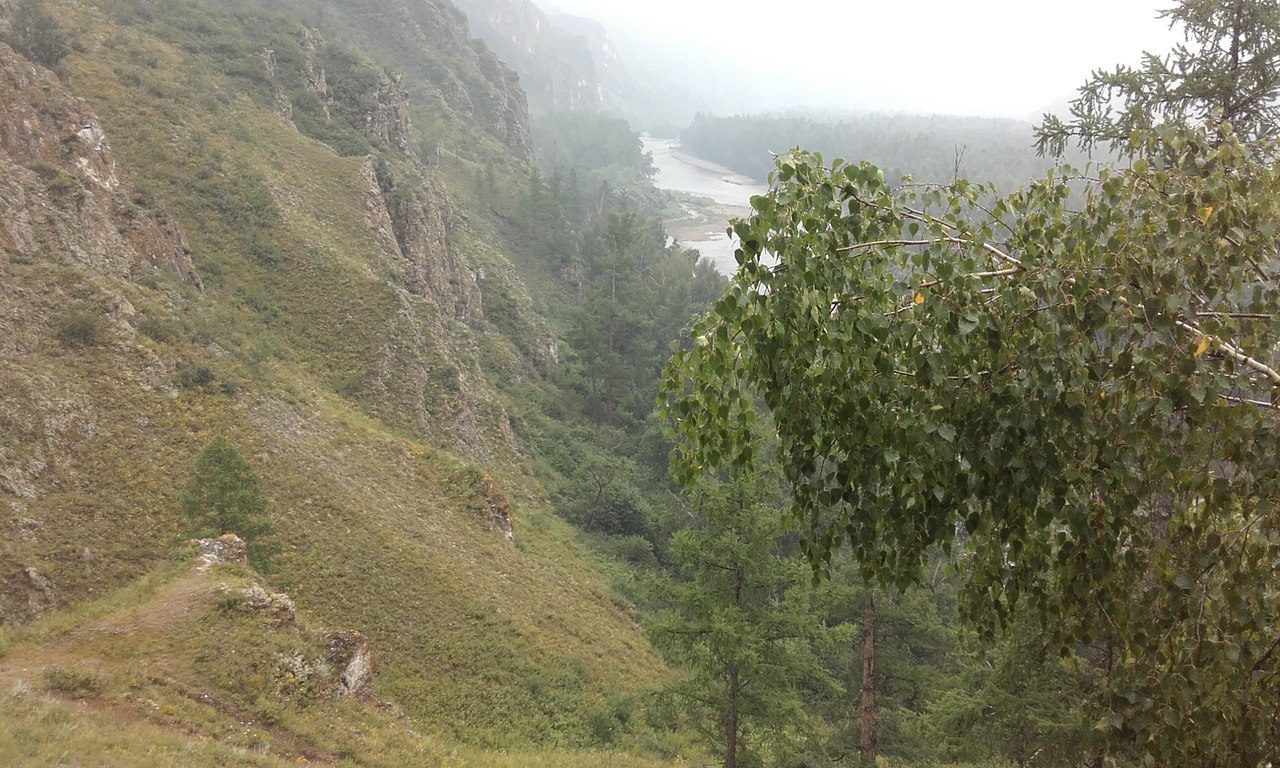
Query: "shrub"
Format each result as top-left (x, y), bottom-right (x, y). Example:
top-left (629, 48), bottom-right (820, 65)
top-left (44, 171), bottom-right (83, 202)
top-left (586, 707), bottom-right (620, 746)
top-left (55, 310), bottom-right (103, 347)
top-left (247, 233), bottom-right (278, 267)
top-left (334, 369), bottom-right (367, 397)
top-left (215, 589), bottom-right (244, 612)
top-left (559, 461), bottom-right (653, 538)
top-left (136, 315), bottom-right (173, 342)
top-left (586, 695), bottom-right (634, 745)
top-left (253, 696), bottom-right (285, 727)
top-left (174, 363), bottom-right (215, 389)
top-left (591, 534), bottom-right (658, 569)
top-left (42, 665), bottom-right (103, 696)
top-left (4, 0), bottom-right (70, 69)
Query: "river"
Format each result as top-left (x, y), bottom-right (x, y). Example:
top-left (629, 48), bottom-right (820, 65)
top-left (642, 136), bottom-right (769, 275)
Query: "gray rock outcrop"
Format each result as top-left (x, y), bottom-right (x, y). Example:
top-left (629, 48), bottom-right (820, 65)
top-left (329, 630), bottom-right (376, 699)
top-left (193, 534), bottom-right (249, 571)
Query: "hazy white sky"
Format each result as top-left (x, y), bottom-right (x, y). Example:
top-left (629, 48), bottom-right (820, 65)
top-left (545, 0), bottom-right (1182, 117)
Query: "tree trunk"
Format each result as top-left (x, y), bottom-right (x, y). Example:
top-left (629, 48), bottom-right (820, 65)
top-left (859, 592), bottom-right (877, 767)
top-left (725, 569), bottom-right (743, 768)
top-left (726, 664), bottom-right (739, 768)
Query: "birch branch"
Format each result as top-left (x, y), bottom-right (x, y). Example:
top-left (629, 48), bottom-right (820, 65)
top-left (1115, 296), bottom-right (1280, 387)
top-left (838, 238), bottom-right (1024, 270)
top-left (842, 188), bottom-right (1025, 269)
top-left (1174, 317), bottom-right (1280, 386)
top-left (1218, 394), bottom-right (1277, 408)
top-left (919, 268), bottom-right (1022, 289)
top-left (1194, 312), bottom-right (1274, 319)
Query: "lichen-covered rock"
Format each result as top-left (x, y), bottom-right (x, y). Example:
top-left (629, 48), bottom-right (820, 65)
top-left (275, 650), bottom-right (332, 696)
top-left (328, 630), bottom-right (376, 700)
top-left (0, 565), bottom-right (57, 625)
top-left (210, 577), bottom-right (375, 700)
top-left (208, 577), bottom-right (377, 700)
top-left (238, 583), bottom-right (297, 628)
top-left (193, 534), bottom-right (249, 571)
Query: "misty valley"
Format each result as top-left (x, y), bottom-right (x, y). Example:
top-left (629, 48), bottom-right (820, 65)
top-left (0, 0), bottom-right (1277, 767)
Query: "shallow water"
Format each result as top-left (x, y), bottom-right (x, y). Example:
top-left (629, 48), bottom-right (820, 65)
top-left (643, 136), bottom-right (768, 275)
top-left (643, 137), bottom-right (768, 205)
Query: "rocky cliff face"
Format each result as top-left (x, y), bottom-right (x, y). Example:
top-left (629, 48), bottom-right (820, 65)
top-left (452, 0), bottom-right (605, 113)
top-left (380, 0), bottom-right (533, 159)
top-left (376, 172), bottom-right (481, 326)
top-left (355, 156), bottom-right (516, 456)
top-left (0, 46), bottom-right (199, 285)
top-left (297, 28), bottom-right (330, 120)
top-left (0, 45), bottom-right (203, 625)
top-left (546, 12), bottom-right (623, 91)
top-left (227, 0), bottom-right (533, 161)
top-left (367, 73), bottom-right (414, 153)
top-left (262, 27), bottom-right (414, 154)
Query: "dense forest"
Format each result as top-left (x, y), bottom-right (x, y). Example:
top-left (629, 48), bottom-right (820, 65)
top-left (680, 112), bottom-right (1094, 192)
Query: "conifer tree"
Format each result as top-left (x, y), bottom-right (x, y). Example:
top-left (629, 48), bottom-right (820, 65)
top-left (649, 477), bottom-right (846, 768)
top-left (1037, 0), bottom-right (1280, 155)
top-left (180, 436), bottom-right (277, 570)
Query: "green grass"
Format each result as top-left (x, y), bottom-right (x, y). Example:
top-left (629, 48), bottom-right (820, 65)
top-left (0, 692), bottom-right (300, 768)
top-left (1, 0), bottom-right (685, 760)
top-left (0, 686), bottom-right (689, 768)
top-left (0, 558), bottom-right (688, 766)
top-left (252, 396), bottom-right (672, 745)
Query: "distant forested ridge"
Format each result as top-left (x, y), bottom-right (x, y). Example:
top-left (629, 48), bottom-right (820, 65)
top-left (682, 112), bottom-right (1089, 191)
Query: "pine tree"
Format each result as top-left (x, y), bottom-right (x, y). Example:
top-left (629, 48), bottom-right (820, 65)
top-left (649, 478), bottom-right (846, 767)
top-left (1037, 0), bottom-right (1280, 155)
top-left (180, 436), bottom-right (277, 570)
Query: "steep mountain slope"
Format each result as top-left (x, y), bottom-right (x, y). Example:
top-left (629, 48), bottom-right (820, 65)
top-left (544, 11), bottom-right (703, 130)
top-left (0, 0), bottom-right (686, 760)
top-left (451, 0), bottom-right (607, 113)
top-left (1, 44), bottom-right (206, 623)
top-left (249, 0), bottom-right (533, 162)
top-left (450, 0), bottom-right (705, 129)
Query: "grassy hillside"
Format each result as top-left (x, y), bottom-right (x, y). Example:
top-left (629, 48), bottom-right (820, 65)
top-left (0, 0), bottom-right (698, 761)
top-left (0, 550), bottom-right (684, 766)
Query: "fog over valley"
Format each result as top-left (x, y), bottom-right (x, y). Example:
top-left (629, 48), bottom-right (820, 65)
top-left (543, 0), bottom-right (1181, 118)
